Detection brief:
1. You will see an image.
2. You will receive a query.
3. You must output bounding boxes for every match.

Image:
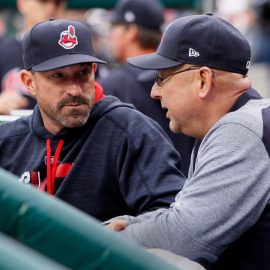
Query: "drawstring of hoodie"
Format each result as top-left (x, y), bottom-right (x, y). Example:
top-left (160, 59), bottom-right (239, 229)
top-left (46, 138), bottom-right (64, 195)
top-left (40, 82), bottom-right (103, 194)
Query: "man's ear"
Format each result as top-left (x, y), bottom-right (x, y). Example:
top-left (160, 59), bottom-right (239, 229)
top-left (20, 70), bottom-right (36, 96)
top-left (198, 67), bottom-right (213, 99)
top-left (126, 24), bottom-right (139, 42)
top-left (92, 63), bottom-right (97, 72)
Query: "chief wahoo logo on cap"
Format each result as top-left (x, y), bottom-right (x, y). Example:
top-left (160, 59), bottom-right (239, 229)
top-left (58, 25), bottom-right (78, 49)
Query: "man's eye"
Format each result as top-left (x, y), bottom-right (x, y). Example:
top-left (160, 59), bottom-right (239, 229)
top-left (52, 73), bottom-right (64, 79)
top-left (79, 70), bottom-right (88, 76)
top-left (158, 74), bottom-right (167, 82)
top-left (155, 74), bottom-right (166, 85)
top-left (78, 69), bottom-right (91, 79)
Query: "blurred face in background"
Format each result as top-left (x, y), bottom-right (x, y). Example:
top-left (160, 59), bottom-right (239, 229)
top-left (17, 0), bottom-right (66, 30)
top-left (109, 23), bottom-right (129, 63)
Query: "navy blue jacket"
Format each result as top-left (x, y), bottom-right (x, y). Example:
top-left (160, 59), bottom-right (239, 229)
top-left (98, 64), bottom-right (195, 176)
top-left (0, 96), bottom-right (185, 221)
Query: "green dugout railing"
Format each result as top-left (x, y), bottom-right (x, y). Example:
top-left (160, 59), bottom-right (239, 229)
top-left (0, 233), bottom-right (69, 270)
top-left (0, 168), bottom-right (180, 270)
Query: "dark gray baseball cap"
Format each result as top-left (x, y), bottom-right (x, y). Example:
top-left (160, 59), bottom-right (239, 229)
top-left (127, 14), bottom-right (251, 75)
top-left (111, 0), bottom-right (164, 32)
top-left (23, 19), bottom-right (106, 71)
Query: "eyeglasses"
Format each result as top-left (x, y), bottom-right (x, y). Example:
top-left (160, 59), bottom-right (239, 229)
top-left (155, 66), bottom-right (201, 87)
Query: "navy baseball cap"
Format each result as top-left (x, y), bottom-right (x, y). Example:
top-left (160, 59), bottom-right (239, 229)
top-left (111, 0), bottom-right (164, 32)
top-left (127, 14), bottom-right (251, 75)
top-left (23, 19), bottom-right (106, 71)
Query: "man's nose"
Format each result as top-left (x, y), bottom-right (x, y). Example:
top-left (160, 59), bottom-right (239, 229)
top-left (67, 84), bottom-right (83, 96)
top-left (150, 84), bottom-right (161, 100)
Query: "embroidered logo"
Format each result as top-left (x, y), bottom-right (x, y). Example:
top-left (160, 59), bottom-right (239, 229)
top-left (19, 163), bottom-right (73, 191)
top-left (58, 25), bottom-right (78, 49)
top-left (19, 171), bottom-right (41, 188)
top-left (189, 48), bottom-right (200, 57)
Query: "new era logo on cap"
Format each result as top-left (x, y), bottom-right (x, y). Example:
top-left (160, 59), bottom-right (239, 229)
top-left (58, 25), bottom-right (78, 49)
top-left (189, 48), bottom-right (200, 57)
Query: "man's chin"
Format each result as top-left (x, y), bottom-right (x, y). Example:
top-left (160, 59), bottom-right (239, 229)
top-left (62, 119), bottom-right (88, 128)
top-left (169, 121), bottom-right (181, 134)
top-left (59, 113), bottom-right (90, 128)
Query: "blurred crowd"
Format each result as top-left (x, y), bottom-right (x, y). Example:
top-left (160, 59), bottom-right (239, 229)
top-left (0, 0), bottom-right (269, 116)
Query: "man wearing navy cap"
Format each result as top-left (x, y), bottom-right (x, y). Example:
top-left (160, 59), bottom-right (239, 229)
top-left (98, 0), bottom-right (195, 177)
top-left (108, 14), bottom-right (270, 269)
top-left (0, 19), bottom-right (186, 222)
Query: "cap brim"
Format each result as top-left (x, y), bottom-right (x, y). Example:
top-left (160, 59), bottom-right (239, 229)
top-left (31, 54), bottom-right (106, 72)
top-left (127, 53), bottom-right (184, 70)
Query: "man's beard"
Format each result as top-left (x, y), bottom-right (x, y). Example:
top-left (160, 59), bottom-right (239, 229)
top-left (42, 95), bottom-right (94, 128)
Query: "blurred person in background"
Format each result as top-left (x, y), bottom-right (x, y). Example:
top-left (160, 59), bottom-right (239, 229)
top-left (98, 0), bottom-right (195, 176)
top-left (246, 0), bottom-right (270, 98)
top-left (250, 0), bottom-right (270, 65)
top-left (0, 0), bottom-right (66, 115)
top-left (215, 0), bottom-right (270, 98)
top-left (84, 8), bottom-right (113, 79)
top-left (0, 13), bottom-right (7, 44)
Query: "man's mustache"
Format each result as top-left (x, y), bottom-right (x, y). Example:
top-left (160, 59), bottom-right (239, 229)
top-left (58, 96), bottom-right (90, 108)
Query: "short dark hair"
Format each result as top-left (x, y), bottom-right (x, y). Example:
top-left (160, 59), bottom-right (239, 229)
top-left (122, 23), bottom-right (161, 49)
top-left (137, 25), bottom-right (162, 49)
